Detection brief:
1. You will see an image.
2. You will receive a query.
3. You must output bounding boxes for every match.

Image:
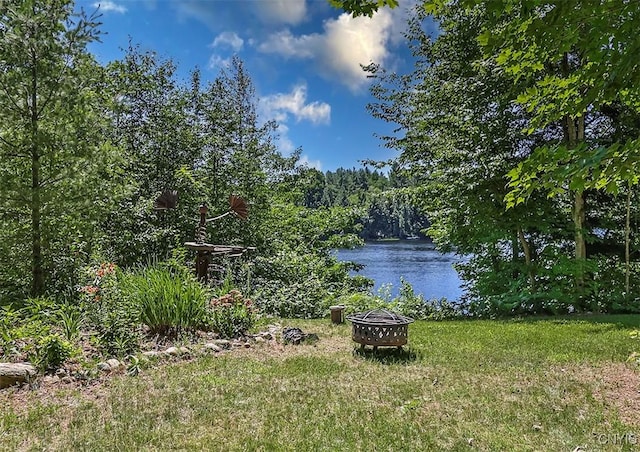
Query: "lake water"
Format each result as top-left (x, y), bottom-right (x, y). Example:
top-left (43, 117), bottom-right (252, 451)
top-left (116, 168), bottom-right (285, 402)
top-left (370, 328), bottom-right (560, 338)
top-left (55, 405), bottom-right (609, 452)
top-left (336, 241), bottom-right (465, 301)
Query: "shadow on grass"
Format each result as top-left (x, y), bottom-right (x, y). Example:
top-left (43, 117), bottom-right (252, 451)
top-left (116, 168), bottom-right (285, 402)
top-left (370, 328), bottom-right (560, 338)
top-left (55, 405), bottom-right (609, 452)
top-left (352, 346), bottom-right (418, 365)
top-left (506, 313), bottom-right (640, 329)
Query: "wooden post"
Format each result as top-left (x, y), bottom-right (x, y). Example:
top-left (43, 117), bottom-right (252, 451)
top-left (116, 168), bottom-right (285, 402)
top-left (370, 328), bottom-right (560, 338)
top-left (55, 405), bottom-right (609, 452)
top-left (196, 204), bottom-right (209, 282)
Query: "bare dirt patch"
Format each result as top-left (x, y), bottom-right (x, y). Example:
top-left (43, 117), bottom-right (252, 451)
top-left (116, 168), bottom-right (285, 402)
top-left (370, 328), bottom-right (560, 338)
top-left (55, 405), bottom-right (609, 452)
top-left (598, 363), bottom-right (640, 427)
top-left (560, 362), bottom-right (640, 427)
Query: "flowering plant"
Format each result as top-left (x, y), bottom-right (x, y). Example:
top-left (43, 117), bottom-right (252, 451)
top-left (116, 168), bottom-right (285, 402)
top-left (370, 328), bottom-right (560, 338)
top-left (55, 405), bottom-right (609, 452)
top-left (79, 262), bottom-right (117, 303)
top-left (79, 261), bottom-right (140, 356)
top-left (208, 290), bottom-right (256, 338)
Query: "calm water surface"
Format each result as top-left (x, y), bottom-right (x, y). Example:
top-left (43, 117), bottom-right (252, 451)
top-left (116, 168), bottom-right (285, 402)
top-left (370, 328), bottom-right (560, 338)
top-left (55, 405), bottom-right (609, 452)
top-left (336, 241), bottom-right (465, 301)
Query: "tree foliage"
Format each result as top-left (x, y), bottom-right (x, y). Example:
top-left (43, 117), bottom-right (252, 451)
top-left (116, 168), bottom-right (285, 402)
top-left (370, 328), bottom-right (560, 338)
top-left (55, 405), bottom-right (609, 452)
top-left (347, 0), bottom-right (640, 314)
top-left (0, 1), bottom-right (366, 318)
top-left (0, 0), bottom-right (114, 298)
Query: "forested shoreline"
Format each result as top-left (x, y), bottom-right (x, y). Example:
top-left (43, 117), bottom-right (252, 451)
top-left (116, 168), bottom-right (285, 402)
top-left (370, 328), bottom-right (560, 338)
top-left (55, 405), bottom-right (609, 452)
top-left (301, 167), bottom-right (430, 240)
top-left (343, 0), bottom-right (640, 316)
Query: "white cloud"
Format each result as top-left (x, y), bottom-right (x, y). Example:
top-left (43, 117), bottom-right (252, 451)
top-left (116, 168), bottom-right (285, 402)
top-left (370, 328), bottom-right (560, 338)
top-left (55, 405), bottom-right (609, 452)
top-left (299, 154), bottom-right (322, 170)
top-left (211, 32), bottom-right (244, 52)
top-left (207, 54), bottom-right (232, 70)
top-left (258, 30), bottom-right (317, 59)
top-left (172, 0), bottom-right (307, 31)
top-left (93, 1), bottom-right (127, 13)
top-left (261, 84), bottom-right (331, 125)
top-left (258, 0), bottom-right (307, 25)
top-left (260, 84), bottom-right (329, 161)
top-left (275, 124), bottom-right (296, 154)
top-left (257, 9), bottom-right (398, 92)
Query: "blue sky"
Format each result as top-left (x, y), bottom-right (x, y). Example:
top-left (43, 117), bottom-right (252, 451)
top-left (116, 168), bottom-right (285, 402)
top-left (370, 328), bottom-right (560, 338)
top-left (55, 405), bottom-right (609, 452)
top-left (77, 0), bottom-right (431, 171)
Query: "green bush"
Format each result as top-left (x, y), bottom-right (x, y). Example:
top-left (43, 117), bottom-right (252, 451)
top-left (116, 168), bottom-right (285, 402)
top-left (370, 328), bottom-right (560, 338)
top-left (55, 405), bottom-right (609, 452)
top-left (88, 300), bottom-right (141, 357)
top-left (338, 280), bottom-right (465, 321)
top-left (392, 279), bottom-right (465, 320)
top-left (255, 280), bottom-right (336, 319)
top-left (250, 248), bottom-right (369, 319)
top-left (120, 262), bottom-right (211, 336)
top-left (80, 262), bottom-right (141, 357)
top-left (30, 334), bottom-right (76, 372)
top-left (56, 303), bottom-right (82, 341)
top-left (339, 292), bottom-right (386, 315)
top-left (1, 299), bottom-right (60, 361)
top-left (208, 290), bottom-right (256, 338)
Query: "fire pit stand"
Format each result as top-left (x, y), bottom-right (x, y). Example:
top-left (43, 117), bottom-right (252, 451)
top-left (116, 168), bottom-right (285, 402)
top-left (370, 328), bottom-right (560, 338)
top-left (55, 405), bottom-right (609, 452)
top-left (346, 309), bottom-right (414, 351)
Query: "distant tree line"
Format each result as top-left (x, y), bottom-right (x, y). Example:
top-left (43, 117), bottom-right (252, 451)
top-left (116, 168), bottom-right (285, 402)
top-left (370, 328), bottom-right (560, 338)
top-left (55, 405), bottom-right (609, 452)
top-left (300, 166), bottom-right (430, 240)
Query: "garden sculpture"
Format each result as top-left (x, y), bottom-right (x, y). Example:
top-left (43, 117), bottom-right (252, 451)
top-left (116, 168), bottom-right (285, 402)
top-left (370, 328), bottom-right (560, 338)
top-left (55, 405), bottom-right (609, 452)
top-left (185, 196), bottom-right (252, 282)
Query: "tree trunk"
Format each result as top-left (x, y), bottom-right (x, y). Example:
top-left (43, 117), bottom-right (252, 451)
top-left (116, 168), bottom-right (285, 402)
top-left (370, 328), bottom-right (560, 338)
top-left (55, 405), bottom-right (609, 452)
top-left (562, 52), bottom-right (587, 296)
top-left (511, 233), bottom-right (519, 279)
top-left (625, 184), bottom-right (632, 297)
top-left (517, 226), bottom-right (535, 289)
top-left (31, 147), bottom-right (42, 297)
top-left (30, 53), bottom-right (44, 297)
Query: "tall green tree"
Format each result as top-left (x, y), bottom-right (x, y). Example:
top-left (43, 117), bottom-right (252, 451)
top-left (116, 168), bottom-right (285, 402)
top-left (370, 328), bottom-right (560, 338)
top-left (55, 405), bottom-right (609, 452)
top-left (192, 57), bottom-right (283, 250)
top-left (0, 0), bottom-right (108, 298)
top-left (102, 45), bottom-right (199, 265)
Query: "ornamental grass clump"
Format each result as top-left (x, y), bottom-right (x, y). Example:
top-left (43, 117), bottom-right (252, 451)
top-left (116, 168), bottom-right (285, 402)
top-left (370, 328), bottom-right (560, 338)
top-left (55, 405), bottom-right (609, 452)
top-left (208, 290), bottom-right (255, 338)
top-left (121, 263), bottom-right (210, 337)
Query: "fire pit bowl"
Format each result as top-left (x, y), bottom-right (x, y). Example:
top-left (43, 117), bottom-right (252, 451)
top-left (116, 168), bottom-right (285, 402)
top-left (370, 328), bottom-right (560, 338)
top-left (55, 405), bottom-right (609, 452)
top-left (346, 309), bottom-right (414, 350)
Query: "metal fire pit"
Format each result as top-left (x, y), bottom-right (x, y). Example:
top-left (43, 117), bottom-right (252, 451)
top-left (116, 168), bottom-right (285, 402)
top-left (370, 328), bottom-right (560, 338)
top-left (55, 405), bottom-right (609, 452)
top-left (346, 309), bottom-right (414, 350)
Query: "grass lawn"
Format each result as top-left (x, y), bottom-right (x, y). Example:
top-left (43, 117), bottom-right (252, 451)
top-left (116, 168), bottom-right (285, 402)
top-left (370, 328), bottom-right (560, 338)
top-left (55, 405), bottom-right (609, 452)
top-left (2, 315), bottom-right (639, 451)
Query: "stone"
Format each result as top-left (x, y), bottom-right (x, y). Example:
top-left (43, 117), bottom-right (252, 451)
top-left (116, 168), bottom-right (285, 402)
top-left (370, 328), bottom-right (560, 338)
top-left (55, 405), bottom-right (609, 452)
top-left (243, 342), bottom-right (251, 348)
top-left (178, 346), bottom-right (191, 355)
top-left (97, 362), bottom-right (111, 372)
top-left (61, 376), bottom-right (74, 384)
top-left (164, 347), bottom-right (180, 356)
top-left (260, 332), bottom-right (274, 341)
top-left (0, 363), bottom-right (37, 389)
top-left (282, 327), bottom-right (318, 345)
top-left (254, 337), bottom-right (265, 343)
top-left (106, 358), bottom-right (122, 370)
top-left (203, 343), bottom-right (222, 352)
top-left (55, 368), bottom-right (67, 377)
top-left (212, 339), bottom-right (231, 349)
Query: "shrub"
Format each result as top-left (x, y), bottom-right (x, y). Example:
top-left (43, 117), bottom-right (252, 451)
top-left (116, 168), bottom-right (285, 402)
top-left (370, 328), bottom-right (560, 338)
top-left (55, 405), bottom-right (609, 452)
top-left (338, 280), bottom-right (465, 321)
top-left (81, 262), bottom-right (141, 357)
top-left (56, 303), bottom-right (82, 341)
top-left (339, 292), bottom-right (386, 315)
top-left (1, 299), bottom-right (61, 362)
top-left (392, 279), bottom-right (465, 320)
top-left (254, 280), bottom-right (336, 319)
top-left (250, 247), bottom-right (368, 319)
top-left (208, 290), bottom-right (255, 338)
top-left (30, 334), bottom-right (76, 372)
top-left (89, 300), bottom-right (141, 357)
top-left (0, 304), bottom-right (22, 359)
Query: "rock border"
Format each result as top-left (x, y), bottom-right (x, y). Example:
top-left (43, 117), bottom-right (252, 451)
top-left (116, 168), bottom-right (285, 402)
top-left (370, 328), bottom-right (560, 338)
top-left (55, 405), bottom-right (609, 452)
top-left (2, 326), bottom-right (283, 390)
